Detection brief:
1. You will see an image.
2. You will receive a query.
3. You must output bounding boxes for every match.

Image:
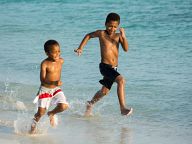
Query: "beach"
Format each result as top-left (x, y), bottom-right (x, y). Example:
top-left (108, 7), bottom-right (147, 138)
top-left (0, 0), bottom-right (192, 143)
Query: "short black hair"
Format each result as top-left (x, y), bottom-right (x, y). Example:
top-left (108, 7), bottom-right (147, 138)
top-left (44, 40), bottom-right (59, 53)
top-left (105, 12), bottom-right (120, 24)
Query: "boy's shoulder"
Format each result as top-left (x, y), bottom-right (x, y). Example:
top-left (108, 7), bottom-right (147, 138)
top-left (91, 30), bottom-right (106, 37)
top-left (96, 30), bottom-right (120, 36)
top-left (41, 58), bottom-right (64, 67)
top-left (59, 57), bottom-right (64, 64)
top-left (41, 58), bottom-right (49, 65)
top-left (41, 57), bottom-right (63, 62)
top-left (92, 30), bottom-right (106, 34)
top-left (95, 30), bottom-right (105, 33)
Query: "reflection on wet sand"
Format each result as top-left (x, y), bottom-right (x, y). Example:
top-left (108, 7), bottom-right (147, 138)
top-left (119, 127), bottom-right (132, 144)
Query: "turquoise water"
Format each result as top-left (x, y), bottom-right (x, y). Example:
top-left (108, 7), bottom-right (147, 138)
top-left (0, 0), bottom-right (192, 143)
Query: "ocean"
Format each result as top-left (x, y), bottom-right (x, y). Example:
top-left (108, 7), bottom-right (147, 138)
top-left (0, 0), bottom-right (192, 143)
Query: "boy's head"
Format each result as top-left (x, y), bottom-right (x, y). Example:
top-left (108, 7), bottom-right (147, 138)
top-left (105, 13), bottom-right (120, 35)
top-left (105, 12), bottom-right (120, 25)
top-left (44, 40), bottom-right (60, 53)
top-left (44, 40), bottom-right (61, 61)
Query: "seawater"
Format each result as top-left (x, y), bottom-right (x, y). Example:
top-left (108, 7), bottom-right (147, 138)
top-left (0, 0), bottom-right (192, 144)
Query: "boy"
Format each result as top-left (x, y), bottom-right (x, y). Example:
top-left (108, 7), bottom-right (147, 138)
top-left (30, 40), bottom-right (69, 134)
top-left (74, 13), bottom-right (133, 116)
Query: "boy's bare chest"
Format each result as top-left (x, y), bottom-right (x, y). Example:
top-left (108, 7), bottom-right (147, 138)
top-left (100, 35), bottom-right (119, 52)
top-left (100, 33), bottom-right (119, 47)
top-left (47, 62), bottom-right (62, 73)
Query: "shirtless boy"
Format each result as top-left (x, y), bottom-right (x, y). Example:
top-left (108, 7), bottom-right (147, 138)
top-left (30, 40), bottom-right (69, 134)
top-left (74, 13), bottom-right (133, 116)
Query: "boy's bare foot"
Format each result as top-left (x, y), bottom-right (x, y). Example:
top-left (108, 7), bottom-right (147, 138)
top-left (121, 108), bottom-right (133, 116)
top-left (84, 101), bottom-right (93, 116)
top-left (47, 112), bottom-right (56, 127)
top-left (29, 119), bottom-right (37, 134)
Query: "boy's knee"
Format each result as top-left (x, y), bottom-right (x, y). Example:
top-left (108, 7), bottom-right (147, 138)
top-left (116, 76), bottom-right (125, 85)
top-left (100, 89), bottom-right (109, 96)
top-left (59, 103), bottom-right (69, 111)
top-left (35, 111), bottom-right (45, 118)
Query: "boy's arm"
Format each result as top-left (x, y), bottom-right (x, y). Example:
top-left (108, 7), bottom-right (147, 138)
top-left (57, 58), bottom-right (64, 86)
top-left (74, 30), bottom-right (100, 56)
top-left (60, 57), bottom-right (64, 64)
top-left (119, 28), bottom-right (129, 52)
top-left (40, 61), bottom-right (48, 85)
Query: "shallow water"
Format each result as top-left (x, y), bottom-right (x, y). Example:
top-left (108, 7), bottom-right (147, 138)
top-left (0, 0), bottom-right (192, 144)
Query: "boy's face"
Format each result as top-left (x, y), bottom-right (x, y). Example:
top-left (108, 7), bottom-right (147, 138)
top-left (105, 20), bottom-right (119, 35)
top-left (46, 44), bottom-right (61, 62)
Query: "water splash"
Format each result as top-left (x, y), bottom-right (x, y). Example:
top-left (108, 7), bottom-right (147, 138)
top-left (69, 99), bottom-right (87, 116)
top-left (14, 113), bottom-right (50, 135)
top-left (15, 101), bottom-right (27, 111)
top-left (0, 80), bottom-right (28, 111)
top-left (0, 119), bottom-right (14, 127)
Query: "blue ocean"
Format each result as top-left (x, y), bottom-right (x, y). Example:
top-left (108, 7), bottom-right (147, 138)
top-left (0, 0), bottom-right (191, 143)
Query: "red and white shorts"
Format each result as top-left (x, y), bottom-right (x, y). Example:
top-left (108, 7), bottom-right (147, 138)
top-left (33, 86), bottom-right (69, 109)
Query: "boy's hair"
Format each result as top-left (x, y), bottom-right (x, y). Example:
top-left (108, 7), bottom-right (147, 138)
top-left (44, 40), bottom-right (59, 53)
top-left (105, 12), bottom-right (120, 24)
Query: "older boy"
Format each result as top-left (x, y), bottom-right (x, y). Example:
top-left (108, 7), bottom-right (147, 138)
top-left (30, 40), bottom-right (69, 134)
top-left (75, 13), bottom-right (133, 116)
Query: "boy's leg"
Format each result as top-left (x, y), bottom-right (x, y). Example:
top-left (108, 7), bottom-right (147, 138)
top-left (85, 86), bottom-right (109, 116)
top-left (47, 103), bottom-right (68, 127)
top-left (30, 107), bottom-right (46, 134)
top-left (115, 75), bottom-right (133, 116)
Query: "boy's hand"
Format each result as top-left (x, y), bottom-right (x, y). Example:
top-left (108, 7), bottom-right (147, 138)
top-left (57, 81), bottom-right (63, 86)
top-left (74, 48), bottom-right (82, 56)
top-left (119, 28), bottom-right (126, 38)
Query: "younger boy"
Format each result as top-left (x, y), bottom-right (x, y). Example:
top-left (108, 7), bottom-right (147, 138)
top-left (74, 13), bottom-right (133, 116)
top-left (30, 40), bottom-right (69, 134)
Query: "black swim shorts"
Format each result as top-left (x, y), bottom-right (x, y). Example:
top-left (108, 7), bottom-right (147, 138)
top-left (99, 63), bottom-right (120, 89)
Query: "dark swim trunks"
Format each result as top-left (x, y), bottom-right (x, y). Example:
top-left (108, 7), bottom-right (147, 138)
top-left (99, 63), bottom-right (120, 89)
